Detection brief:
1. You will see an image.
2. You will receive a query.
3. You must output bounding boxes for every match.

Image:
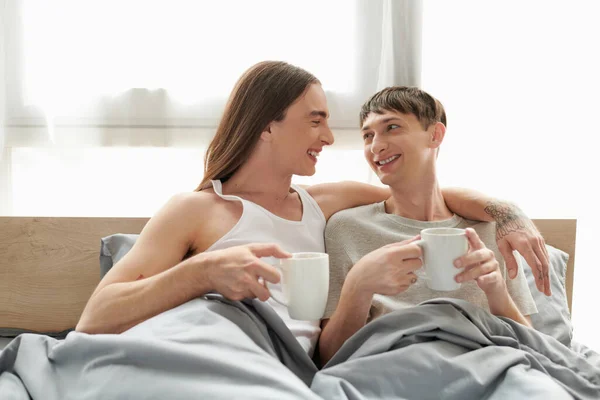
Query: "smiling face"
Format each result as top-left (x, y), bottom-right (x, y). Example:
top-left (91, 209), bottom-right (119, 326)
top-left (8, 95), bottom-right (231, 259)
top-left (361, 110), bottom-right (444, 186)
top-left (268, 83), bottom-right (334, 176)
top-left (359, 86), bottom-right (447, 187)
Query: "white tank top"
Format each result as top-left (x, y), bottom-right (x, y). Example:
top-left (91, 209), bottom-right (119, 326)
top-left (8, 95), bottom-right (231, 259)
top-left (206, 180), bottom-right (326, 356)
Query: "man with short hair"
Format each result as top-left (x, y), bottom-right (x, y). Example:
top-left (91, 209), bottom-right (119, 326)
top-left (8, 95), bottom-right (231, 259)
top-left (319, 86), bottom-right (539, 364)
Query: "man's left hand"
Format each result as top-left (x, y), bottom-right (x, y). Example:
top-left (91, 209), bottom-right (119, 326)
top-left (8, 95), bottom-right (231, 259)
top-left (485, 201), bottom-right (551, 296)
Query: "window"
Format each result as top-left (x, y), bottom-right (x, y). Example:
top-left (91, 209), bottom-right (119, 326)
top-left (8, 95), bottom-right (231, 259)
top-left (6, 0), bottom-right (397, 128)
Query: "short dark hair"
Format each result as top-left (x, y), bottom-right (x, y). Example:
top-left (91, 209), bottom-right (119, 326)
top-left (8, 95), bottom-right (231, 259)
top-left (359, 86), bottom-right (446, 130)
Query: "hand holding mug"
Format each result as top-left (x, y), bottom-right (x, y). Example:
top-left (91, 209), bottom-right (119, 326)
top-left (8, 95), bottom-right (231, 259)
top-left (350, 236), bottom-right (423, 296)
top-left (453, 228), bottom-right (505, 295)
top-left (204, 243), bottom-right (290, 301)
top-left (413, 227), bottom-right (468, 291)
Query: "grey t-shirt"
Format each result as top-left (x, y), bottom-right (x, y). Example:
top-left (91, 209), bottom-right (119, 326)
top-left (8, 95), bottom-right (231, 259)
top-left (323, 202), bottom-right (538, 321)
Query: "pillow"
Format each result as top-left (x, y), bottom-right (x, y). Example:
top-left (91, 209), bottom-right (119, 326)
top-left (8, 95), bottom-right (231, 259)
top-left (100, 233), bottom-right (140, 277)
top-left (517, 244), bottom-right (572, 346)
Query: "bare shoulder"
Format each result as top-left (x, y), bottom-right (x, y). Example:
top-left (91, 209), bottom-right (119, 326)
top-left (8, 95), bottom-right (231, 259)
top-left (163, 188), bottom-right (242, 217)
top-left (96, 190), bottom-right (240, 291)
top-left (160, 190), bottom-right (221, 218)
top-left (306, 181), bottom-right (389, 220)
top-left (158, 190), bottom-right (242, 252)
top-left (126, 191), bottom-right (221, 257)
top-left (146, 191), bottom-right (220, 237)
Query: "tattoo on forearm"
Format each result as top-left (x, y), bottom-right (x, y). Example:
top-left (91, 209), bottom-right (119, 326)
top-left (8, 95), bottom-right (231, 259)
top-left (484, 201), bottom-right (530, 240)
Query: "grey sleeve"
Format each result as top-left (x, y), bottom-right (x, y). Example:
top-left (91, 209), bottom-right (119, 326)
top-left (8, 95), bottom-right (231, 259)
top-left (505, 250), bottom-right (538, 316)
top-left (323, 221), bottom-right (354, 319)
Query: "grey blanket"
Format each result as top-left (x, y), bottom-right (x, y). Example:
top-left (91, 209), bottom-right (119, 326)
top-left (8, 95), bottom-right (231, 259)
top-left (1, 296), bottom-right (598, 399)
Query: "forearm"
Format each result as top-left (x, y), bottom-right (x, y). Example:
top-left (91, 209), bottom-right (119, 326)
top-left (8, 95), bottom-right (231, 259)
top-left (486, 290), bottom-right (531, 328)
top-left (319, 281), bottom-right (373, 365)
top-left (76, 256), bottom-right (212, 334)
top-left (443, 188), bottom-right (522, 223)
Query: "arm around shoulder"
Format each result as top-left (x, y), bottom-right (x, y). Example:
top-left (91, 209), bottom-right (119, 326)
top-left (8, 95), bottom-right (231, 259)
top-left (307, 181), bottom-right (389, 220)
top-left (442, 187), bottom-right (497, 222)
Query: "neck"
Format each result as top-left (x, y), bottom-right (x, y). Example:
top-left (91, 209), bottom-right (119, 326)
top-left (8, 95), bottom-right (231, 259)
top-left (222, 149), bottom-right (293, 201)
top-left (385, 168), bottom-right (453, 221)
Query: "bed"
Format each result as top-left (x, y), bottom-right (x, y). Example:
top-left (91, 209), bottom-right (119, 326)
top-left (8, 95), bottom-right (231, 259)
top-left (0, 217), bottom-right (577, 339)
top-left (1, 217), bottom-right (598, 399)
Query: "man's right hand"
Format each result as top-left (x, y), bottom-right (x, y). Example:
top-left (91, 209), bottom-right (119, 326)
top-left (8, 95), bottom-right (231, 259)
top-left (348, 236), bottom-right (423, 297)
top-left (198, 243), bottom-right (290, 302)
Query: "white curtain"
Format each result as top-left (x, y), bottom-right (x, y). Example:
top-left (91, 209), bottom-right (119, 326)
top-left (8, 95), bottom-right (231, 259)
top-left (6, 0), bottom-right (420, 130)
top-left (0, 0), bottom-right (6, 153)
top-left (2, 0), bottom-right (420, 216)
top-left (421, 0), bottom-right (600, 351)
top-left (0, 0), bottom-right (10, 216)
top-left (375, 0), bottom-right (421, 90)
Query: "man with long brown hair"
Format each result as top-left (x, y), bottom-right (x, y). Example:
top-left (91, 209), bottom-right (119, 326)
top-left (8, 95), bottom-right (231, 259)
top-left (77, 62), bottom-right (549, 359)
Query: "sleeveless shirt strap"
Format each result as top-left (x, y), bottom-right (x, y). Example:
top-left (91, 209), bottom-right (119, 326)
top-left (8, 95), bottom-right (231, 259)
top-left (291, 184), bottom-right (326, 223)
top-left (211, 180), bottom-right (245, 202)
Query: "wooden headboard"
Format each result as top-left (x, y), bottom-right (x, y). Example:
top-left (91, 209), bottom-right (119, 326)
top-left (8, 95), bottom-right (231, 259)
top-left (0, 217), bottom-right (577, 334)
top-left (0, 217), bottom-right (148, 333)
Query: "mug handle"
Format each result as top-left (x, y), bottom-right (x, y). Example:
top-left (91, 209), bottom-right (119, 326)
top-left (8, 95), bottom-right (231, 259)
top-left (413, 239), bottom-right (427, 276)
top-left (263, 264), bottom-right (288, 306)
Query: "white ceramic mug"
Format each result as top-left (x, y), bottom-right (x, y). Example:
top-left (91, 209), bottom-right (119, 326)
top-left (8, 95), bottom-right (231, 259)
top-left (414, 228), bottom-right (468, 291)
top-left (266, 252), bottom-right (329, 320)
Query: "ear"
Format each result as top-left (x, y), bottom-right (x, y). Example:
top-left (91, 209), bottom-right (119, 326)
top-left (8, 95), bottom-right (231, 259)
top-left (260, 124), bottom-right (274, 142)
top-left (429, 122), bottom-right (446, 149)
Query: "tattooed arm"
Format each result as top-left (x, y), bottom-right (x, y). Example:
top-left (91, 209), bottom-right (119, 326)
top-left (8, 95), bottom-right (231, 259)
top-left (484, 201), bottom-right (538, 242)
top-left (483, 200), bottom-right (550, 295)
top-left (444, 188), bottom-right (551, 296)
